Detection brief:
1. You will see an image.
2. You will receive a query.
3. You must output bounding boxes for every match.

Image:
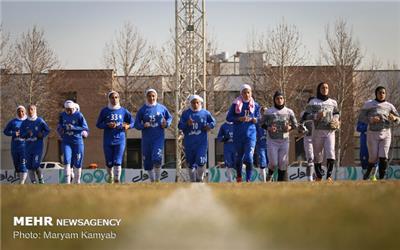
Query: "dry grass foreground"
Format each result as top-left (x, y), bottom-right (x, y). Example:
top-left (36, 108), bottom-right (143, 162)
top-left (211, 181), bottom-right (400, 250)
top-left (2, 181), bottom-right (400, 250)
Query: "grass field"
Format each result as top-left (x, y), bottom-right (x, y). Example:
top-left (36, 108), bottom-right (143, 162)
top-left (1, 181), bottom-right (400, 250)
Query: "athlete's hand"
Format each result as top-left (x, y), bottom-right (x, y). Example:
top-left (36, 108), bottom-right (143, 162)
top-left (251, 118), bottom-right (257, 124)
top-left (316, 111), bottom-right (325, 120)
top-left (144, 122), bottom-right (151, 128)
top-left (330, 119), bottom-right (340, 129)
top-left (187, 117), bottom-right (194, 126)
top-left (370, 116), bottom-right (381, 124)
top-left (107, 122), bottom-right (117, 129)
top-left (203, 125), bottom-right (211, 132)
top-left (283, 124), bottom-right (292, 132)
top-left (15, 130), bottom-right (20, 137)
top-left (28, 130), bottom-right (33, 137)
top-left (161, 118), bottom-right (167, 128)
top-left (268, 124), bottom-right (277, 133)
top-left (238, 116), bottom-right (252, 122)
top-left (37, 132), bottom-right (43, 139)
top-left (388, 113), bottom-right (399, 122)
top-left (122, 123), bottom-right (130, 130)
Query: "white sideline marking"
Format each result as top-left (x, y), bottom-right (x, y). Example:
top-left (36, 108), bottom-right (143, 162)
top-left (117, 184), bottom-right (259, 250)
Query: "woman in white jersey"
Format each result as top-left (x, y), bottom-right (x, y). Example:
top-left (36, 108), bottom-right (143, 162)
top-left (358, 86), bottom-right (400, 180)
top-left (261, 91), bottom-right (297, 181)
top-left (303, 82), bottom-right (340, 182)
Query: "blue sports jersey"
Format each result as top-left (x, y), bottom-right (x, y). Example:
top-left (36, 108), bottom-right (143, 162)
top-left (256, 124), bottom-right (267, 148)
top-left (178, 108), bottom-right (216, 148)
top-left (135, 103), bottom-right (173, 170)
top-left (256, 124), bottom-right (269, 168)
top-left (217, 122), bottom-right (234, 144)
top-left (58, 111), bottom-right (89, 144)
top-left (227, 100), bottom-right (260, 180)
top-left (3, 118), bottom-right (26, 151)
top-left (20, 117), bottom-right (50, 170)
top-left (20, 117), bottom-right (50, 149)
top-left (357, 121), bottom-right (369, 169)
top-left (217, 122), bottom-right (235, 168)
top-left (226, 101), bottom-right (260, 141)
top-left (135, 103), bottom-right (172, 139)
top-left (96, 107), bottom-right (134, 146)
top-left (178, 108), bottom-right (215, 168)
top-left (4, 118), bottom-right (27, 172)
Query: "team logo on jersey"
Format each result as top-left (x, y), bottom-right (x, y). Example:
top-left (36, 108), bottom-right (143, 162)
top-left (157, 149), bottom-right (163, 159)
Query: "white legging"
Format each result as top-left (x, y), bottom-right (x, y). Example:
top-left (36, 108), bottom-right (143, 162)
top-left (312, 129), bottom-right (335, 163)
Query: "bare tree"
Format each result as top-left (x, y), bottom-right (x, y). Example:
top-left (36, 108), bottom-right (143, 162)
top-left (103, 22), bottom-right (153, 112)
top-left (154, 33), bottom-right (231, 116)
top-left (0, 24), bottom-right (12, 72)
top-left (246, 19), bottom-right (309, 108)
top-left (1, 25), bottom-right (60, 123)
top-left (321, 19), bottom-right (365, 166)
top-left (384, 63), bottom-right (400, 109)
top-left (382, 63), bottom-right (400, 164)
top-left (1, 26), bottom-right (61, 161)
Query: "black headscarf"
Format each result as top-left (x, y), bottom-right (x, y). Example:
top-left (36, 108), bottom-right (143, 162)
top-left (273, 91), bottom-right (284, 110)
top-left (316, 82), bottom-right (329, 101)
top-left (375, 86), bottom-right (386, 103)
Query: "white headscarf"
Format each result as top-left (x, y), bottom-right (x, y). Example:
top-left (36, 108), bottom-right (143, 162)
top-left (188, 94), bottom-right (203, 111)
top-left (189, 94), bottom-right (204, 103)
top-left (145, 88), bottom-right (158, 107)
top-left (27, 105), bottom-right (38, 121)
top-left (64, 100), bottom-right (78, 114)
top-left (240, 84), bottom-right (252, 93)
top-left (107, 91), bottom-right (121, 110)
top-left (16, 106), bottom-right (27, 121)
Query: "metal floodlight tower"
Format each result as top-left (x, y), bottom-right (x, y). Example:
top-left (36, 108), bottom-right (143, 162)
top-left (174, 0), bottom-right (206, 181)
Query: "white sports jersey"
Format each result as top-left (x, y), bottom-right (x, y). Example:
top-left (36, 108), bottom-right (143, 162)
top-left (358, 99), bottom-right (400, 131)
top-left (262, 107), bottom-right (297, 140)
top-left (304, 98), bottom-right (339, 131)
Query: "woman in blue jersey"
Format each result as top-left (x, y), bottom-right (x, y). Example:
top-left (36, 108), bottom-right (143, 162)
top-left (3, 106), bottom-right (28, 184)
top-left (217, 121), bottom-right (235, 182)
top-left (96, 91), bottom-right (134, 183)
top-left (178, 95), bottom-right (216, 182)
top-left (57, 100), bottom-right (89, 184)
top-left (256, 107), bottom-right (269, 182)
top-left (20, 105), bottom-right (50, 184)
top-left (135, 89), bottom-right (172, 182)
top-left (226, 84), bottom-right (260, 182)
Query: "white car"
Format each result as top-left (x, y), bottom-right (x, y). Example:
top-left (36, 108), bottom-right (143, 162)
top-left (40, 162), bottom-right (64, 170)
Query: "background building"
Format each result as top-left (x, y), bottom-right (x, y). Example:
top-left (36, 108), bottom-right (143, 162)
top-left (2, 55), bottom-right (399, 170)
